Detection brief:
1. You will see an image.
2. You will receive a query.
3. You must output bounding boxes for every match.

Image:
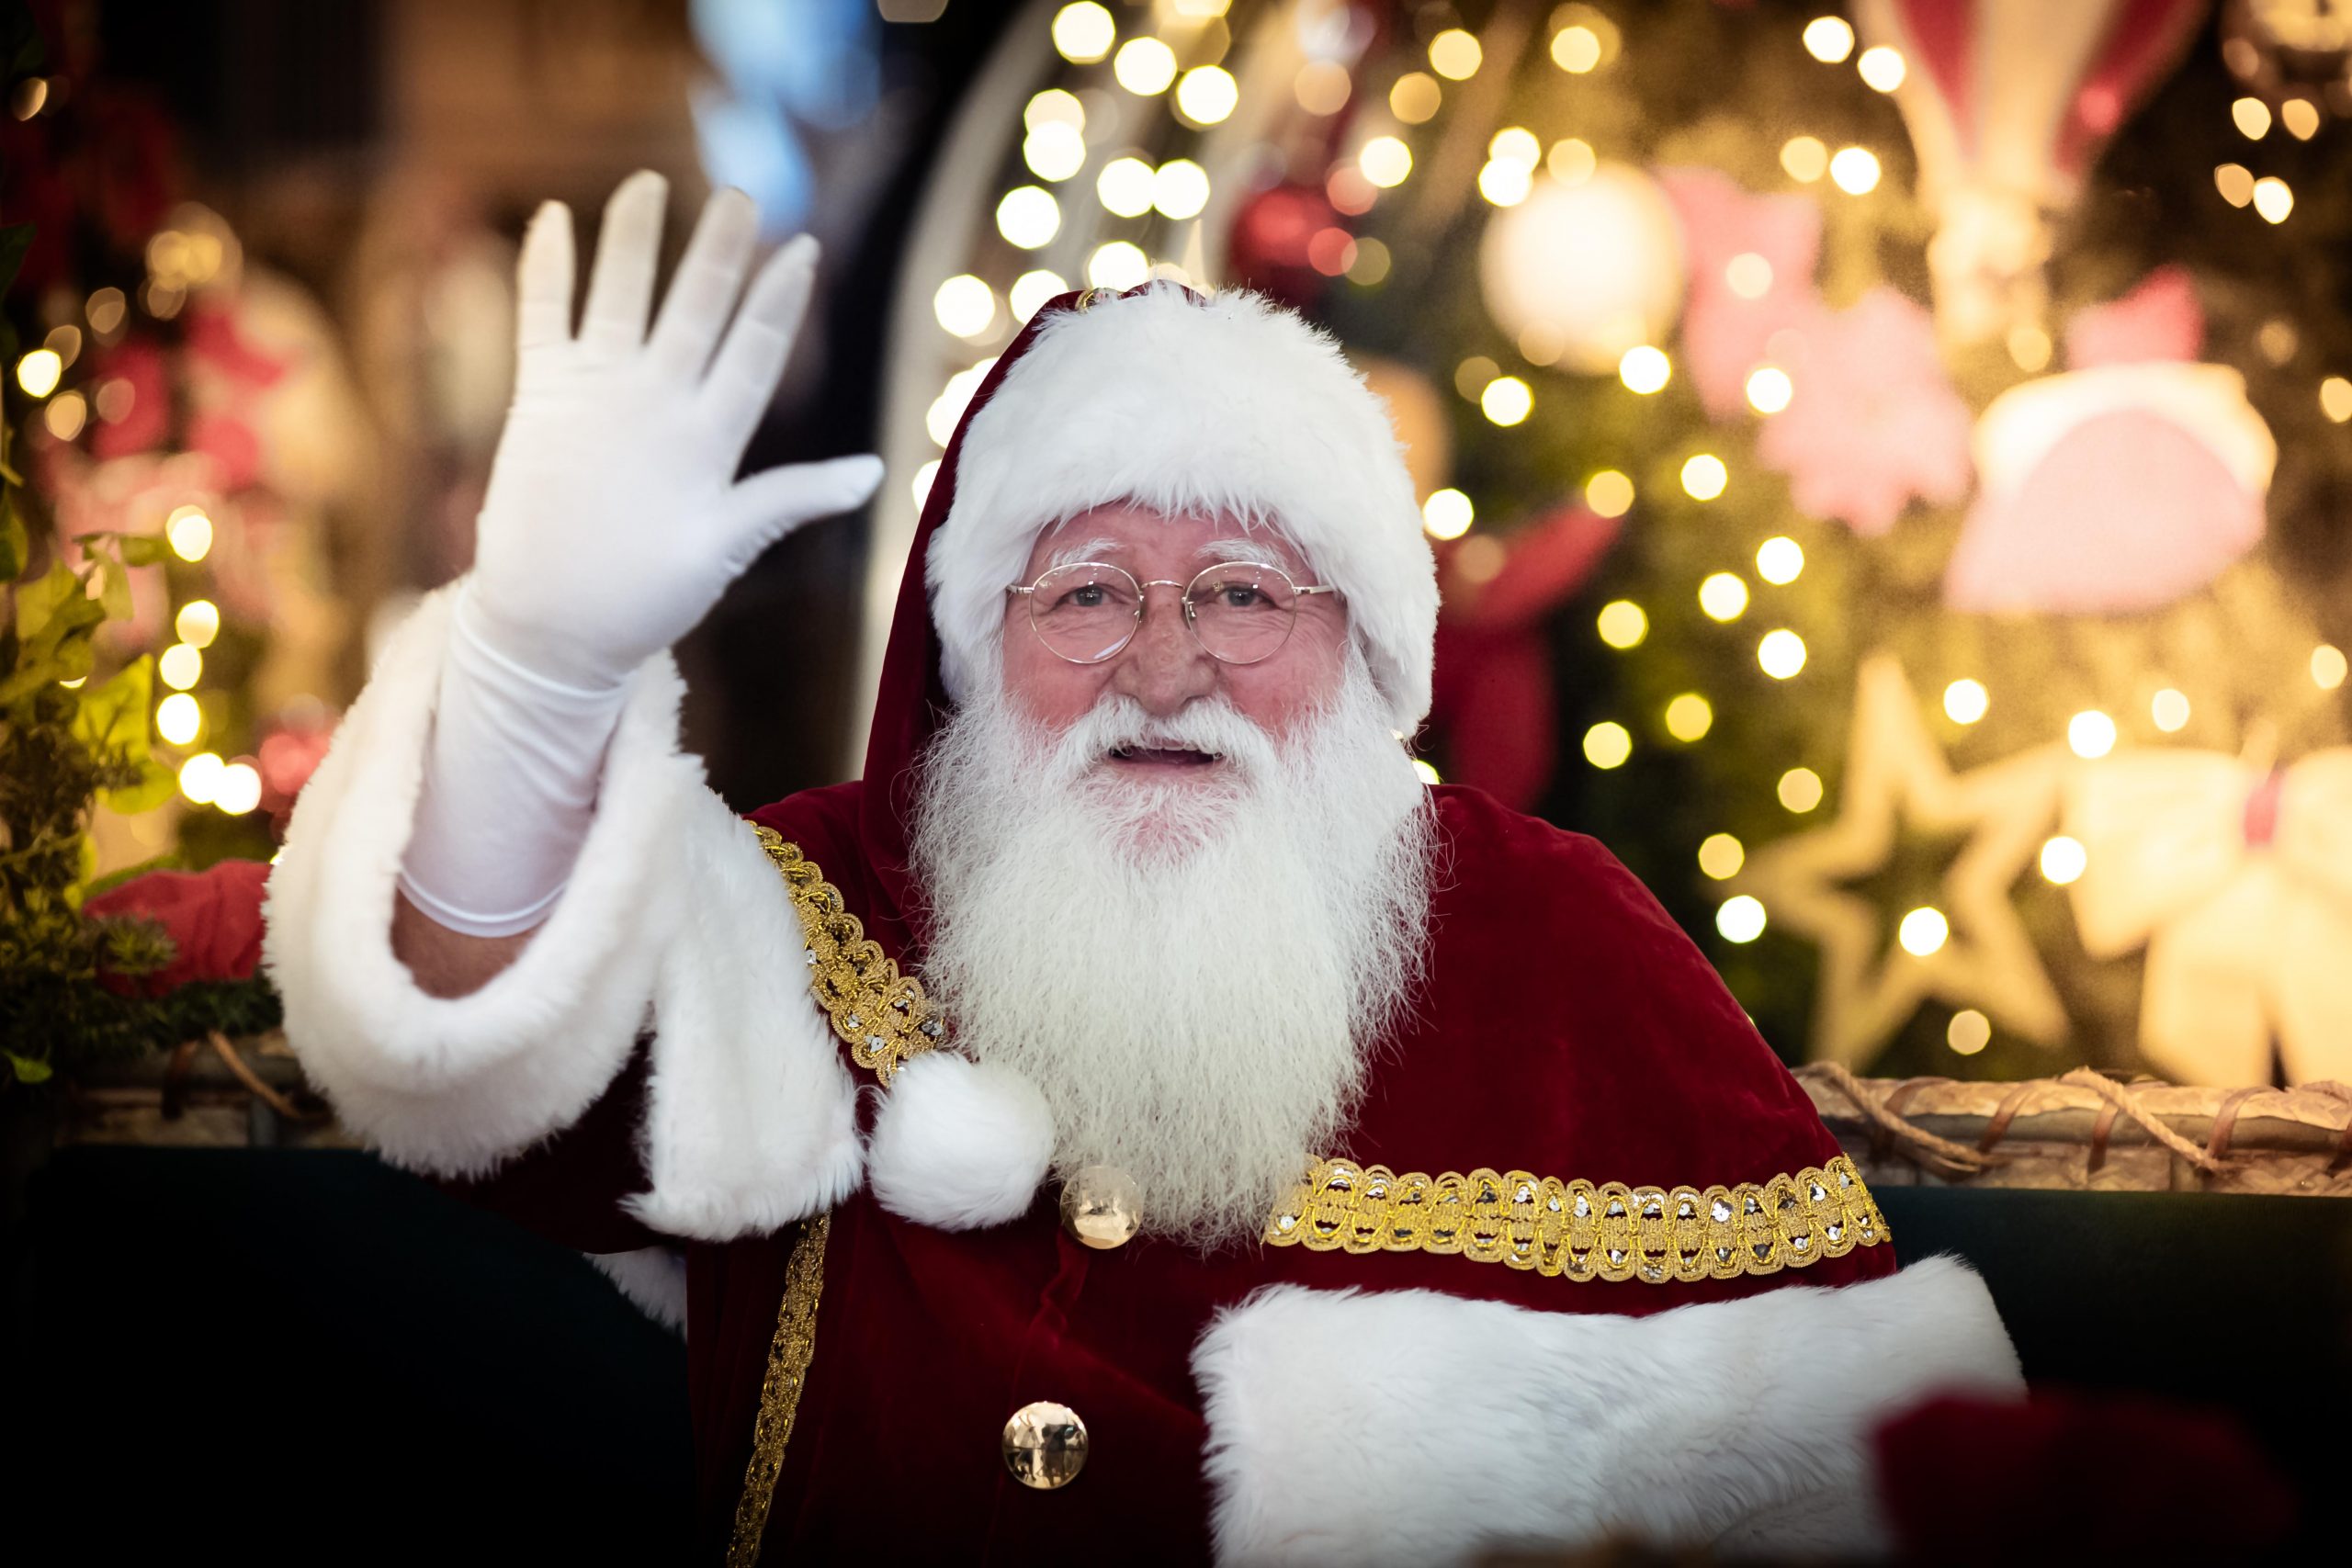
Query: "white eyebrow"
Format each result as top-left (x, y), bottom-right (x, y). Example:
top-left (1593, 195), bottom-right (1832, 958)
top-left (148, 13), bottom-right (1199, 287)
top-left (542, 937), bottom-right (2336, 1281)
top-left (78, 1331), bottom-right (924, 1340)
top-left (1196, 536), bottom-right (1295, 570)
top-left (1043, 536), bottom-right (1125, 570)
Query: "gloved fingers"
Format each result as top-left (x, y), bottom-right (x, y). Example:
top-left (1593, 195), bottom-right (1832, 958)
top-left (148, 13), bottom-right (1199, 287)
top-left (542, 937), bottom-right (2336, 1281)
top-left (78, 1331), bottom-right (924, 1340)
top-left (514, 202), bottom-right (576, 359)
top-left (579, 170), bottom-right (669, 358)
top-left (700, 234), bottom-right (817, 452)
top-left (720, 454), bottom-right (887, 566)
top-left (648, 186), bottom-right (760, 380)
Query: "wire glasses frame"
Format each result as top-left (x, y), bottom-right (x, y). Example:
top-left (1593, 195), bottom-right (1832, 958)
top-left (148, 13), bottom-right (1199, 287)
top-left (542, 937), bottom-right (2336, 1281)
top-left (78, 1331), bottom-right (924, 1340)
top-left (1006, 559), bottom-right (1340, 667)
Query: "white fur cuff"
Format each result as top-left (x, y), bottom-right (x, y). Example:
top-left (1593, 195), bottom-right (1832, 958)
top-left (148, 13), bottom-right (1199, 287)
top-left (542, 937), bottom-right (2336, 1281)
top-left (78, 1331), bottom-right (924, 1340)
top-left (865, 1052), bottom-right (1055, 1229)
top-left (1192, 1258), bottom-right (2022, 1566)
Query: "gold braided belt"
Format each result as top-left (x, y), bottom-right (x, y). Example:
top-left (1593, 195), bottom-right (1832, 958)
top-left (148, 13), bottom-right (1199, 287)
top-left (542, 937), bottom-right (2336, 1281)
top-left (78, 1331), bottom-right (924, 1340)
top-left (1264, 1154), bottom-right (1888, 1283)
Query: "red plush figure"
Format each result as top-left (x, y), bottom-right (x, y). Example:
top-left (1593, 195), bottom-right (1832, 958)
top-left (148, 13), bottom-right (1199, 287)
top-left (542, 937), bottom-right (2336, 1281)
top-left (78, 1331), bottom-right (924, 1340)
top-left (265, 178), bottom-right (2023, 1563)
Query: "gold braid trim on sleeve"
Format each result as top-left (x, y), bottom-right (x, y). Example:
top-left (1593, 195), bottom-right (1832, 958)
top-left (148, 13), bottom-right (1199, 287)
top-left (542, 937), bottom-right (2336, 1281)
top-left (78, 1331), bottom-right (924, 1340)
top-left (1264, 1153), bottom-right (1888, 1283)
top-left (752, 824), bottom-right (943, 1086)
top-left (726, 1213), bottom-right (830, 1568)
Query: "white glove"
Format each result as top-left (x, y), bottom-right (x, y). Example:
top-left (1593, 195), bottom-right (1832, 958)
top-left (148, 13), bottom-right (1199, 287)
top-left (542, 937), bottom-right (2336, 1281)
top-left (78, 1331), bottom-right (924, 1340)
top-left (397, 173), bottom-right (883, 936)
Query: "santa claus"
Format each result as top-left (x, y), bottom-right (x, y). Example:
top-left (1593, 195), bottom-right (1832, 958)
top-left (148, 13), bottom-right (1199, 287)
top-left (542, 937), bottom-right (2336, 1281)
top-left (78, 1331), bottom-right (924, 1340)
top-left (264, 174), bottom-right (2020, 1563)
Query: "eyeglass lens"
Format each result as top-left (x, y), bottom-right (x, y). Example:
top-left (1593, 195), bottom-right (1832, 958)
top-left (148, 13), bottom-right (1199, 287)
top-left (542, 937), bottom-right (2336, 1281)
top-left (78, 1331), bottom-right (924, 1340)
top-left (1028, 563), bottom-right (1302, 664)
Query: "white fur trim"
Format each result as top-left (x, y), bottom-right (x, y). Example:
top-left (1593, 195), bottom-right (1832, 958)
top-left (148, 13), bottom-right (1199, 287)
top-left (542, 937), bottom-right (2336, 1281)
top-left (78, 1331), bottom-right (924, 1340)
top-left (263, 582), bottom-right (860, 1239)
top-left (587, 1247), bottom-right (688, 1334)
top-left (930, 284), bottom-right (1439, 731)
top-left (1191, 1256), bottom-right (2021, 1567)
top-left (865, 1051), bottom-right (1055, 1229)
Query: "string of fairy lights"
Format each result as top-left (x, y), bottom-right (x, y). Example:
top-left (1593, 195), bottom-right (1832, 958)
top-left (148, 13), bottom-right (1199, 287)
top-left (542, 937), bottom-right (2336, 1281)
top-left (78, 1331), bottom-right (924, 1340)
top-left (922, 3), bottom-right (2347, 1057)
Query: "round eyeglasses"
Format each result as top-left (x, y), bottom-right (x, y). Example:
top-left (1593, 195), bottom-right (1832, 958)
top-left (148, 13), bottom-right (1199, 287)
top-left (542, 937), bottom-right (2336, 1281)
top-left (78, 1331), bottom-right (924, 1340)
top-left (1007, 560), bottom-right (1340, 667)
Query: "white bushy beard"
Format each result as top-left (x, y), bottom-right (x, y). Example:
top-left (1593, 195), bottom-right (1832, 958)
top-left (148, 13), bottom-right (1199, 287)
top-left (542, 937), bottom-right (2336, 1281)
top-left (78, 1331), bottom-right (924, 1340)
top-left (907, 653), bottom-right (1435, 1249)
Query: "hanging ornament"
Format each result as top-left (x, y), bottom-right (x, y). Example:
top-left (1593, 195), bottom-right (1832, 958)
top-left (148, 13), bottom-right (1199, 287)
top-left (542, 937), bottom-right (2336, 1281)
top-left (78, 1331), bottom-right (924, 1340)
top-left (1945, 267), bottom-right (2275, 614)
top-left (1733, 656), bottom-right (2069, 1067)
top-left (2064, 740), bottom-right (2352, 1086)
top-left (1477, 163), bottom-right (1687, 374)
top-left (1852, 0), bottom-right (2207, 345)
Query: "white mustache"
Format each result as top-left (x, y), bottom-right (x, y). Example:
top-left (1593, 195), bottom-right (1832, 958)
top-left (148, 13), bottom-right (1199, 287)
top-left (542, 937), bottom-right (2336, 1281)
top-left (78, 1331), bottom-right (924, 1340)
top-left (1039, 694), bottom-right (1284, 783)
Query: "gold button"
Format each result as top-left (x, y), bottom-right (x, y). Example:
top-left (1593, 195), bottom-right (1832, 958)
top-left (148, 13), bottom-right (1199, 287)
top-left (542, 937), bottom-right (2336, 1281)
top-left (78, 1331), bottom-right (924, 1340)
top-left (1060, 1165), bottom-right (1143, 1250)
top-left (1002, 1400), bottom-right (1088, 1489)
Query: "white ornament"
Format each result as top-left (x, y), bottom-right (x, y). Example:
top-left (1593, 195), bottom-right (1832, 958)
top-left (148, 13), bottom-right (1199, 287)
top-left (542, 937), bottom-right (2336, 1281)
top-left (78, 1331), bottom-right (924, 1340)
top-left (1477, 163), bottom-right (1687, 375)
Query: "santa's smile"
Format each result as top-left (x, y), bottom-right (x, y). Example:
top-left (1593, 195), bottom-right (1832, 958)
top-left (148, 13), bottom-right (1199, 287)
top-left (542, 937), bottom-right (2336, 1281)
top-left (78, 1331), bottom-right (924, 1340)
top-left (1106, 745), bottom-right (1223, 772)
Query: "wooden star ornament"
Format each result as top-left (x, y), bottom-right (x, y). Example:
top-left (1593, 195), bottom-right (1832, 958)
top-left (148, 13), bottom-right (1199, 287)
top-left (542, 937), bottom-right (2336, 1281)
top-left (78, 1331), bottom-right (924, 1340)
top-left (1734, 655), bottom-right (2070, 1067)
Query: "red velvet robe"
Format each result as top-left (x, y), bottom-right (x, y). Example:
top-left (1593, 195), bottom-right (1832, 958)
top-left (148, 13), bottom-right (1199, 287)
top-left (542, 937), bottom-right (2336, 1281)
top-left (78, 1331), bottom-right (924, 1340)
top-left (454, 289), bottom-right (1894, 1560)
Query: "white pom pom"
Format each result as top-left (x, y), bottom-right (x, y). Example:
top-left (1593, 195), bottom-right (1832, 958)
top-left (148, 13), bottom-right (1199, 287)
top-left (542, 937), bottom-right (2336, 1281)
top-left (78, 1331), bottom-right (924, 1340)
top-left (867, 1053), bottom-right (1055, 1230)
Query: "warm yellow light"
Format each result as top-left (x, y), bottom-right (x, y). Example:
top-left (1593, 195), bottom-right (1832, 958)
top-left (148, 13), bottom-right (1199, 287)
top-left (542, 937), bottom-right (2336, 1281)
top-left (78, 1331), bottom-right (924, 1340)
top-left (1551, 24), bottom-right (1600, 73)
top-left (1758, 629), bottom-right (1807, 679)
top-left (1547, 137), bottom-right (1597, 185)
top-left (158, 643), bottom-right (203, 691)
top-left (2005, 323), bottom-right (2053, 372)
top-left (1778, 766), bottom-right (1825, 813)
top-left (1943, 679), bottom-right (1989, 725)
top-left (1023, 121), bottom-right (1087, 181)
top-left (1487, 127), bottom-right (1541, 165)
top-left (1389, 71), bottom-right (1441, 124)
top-left (1086, 241), bottom-right (1149, 290)
top-left (996, 186), bottom-right (1061, 248)
top-left (1113, 37), bottom-right (1177, 95)
top-left (1429, 28), bottom-right (1482, 80)
top-left (174, 599), bottom-right (220, 649)
top-left (1717, 895), bottom-right (1768, 943)
top-left (2322, 377), bottom-right (2352, 423)
top-left (1009, 269), bottom-right (1067, 323)
top-left (1422, 488), bottom-right (1475, 541)
top-left (1411, 757), bottom-right (1442, 785)
top-left (1781, 135), bottom-right (1829, 183)
top-left (1698, 572), bottom-right (1750, 622)
top-left (911, 459), bottom-right (941, 509)
top-left (1745, 366), bottom-right (1793, 413)
top-left (2313, 644), bottom-right (2348, 690)
top-left (1583, 720), bottom-right (1633, 770)
top-left (925, 361), bottom-right (990, 446)
top-left (1756, 536), bottom-right (1804, 584)
top-left (1478, 158), bottom-right (1534, 207)
top-left (1175, 65), bottom-right (1238, 125)
top-left (1295, 61), bottom-right (1351, 116)
top-left (1480, 376), bottom-right (1532, 426)
top-left (1619, 345), bottom-right (1671, 394)
top-left (1597, 599), bottom-right (1648, 649)
top-left (1051, 2), bottom-right (1114, 63)
top-left (86, 287), bottom-right (128, 337)
top-left (1856, 46), bottom-right (1906, 92)
top-left (2068, 709), bottom-right (2118, 759)
top-left (1898, 907), bottom-right (1950, 957)
top-left (1698, 832), bottom-right (1745, 880)
top-left (1724, 252), bottom-right (1773, 299)
top-left (1025, 88), bottom-right (1083, 131)
top-left (1665, 693), bottom-right (1714, 742)
top-left (214, 761), bottom-right (263, 816)
top-left (1097, 156), bottom-right (1156, 217)
top-left (1681, 455), bottom-right (1728, 501)
top-left (1802, 16), bottom-right (1854, 62)
top-left (178, 751), bottom-right (225, 805)
top-left (1360, 136), bottom-right (1413, 188)
top-left (2041, 835), bottom-right (2088, 886)
top-left (1585, 470), bottom-right (1634, 519)
top-left (2282, 97), bottom-right (2322, 140)
top-left (2214, 163), bottom-right (2255, 207)
top-left (43, 389), bottom-right (86, 440)
top-left (1349, 239), bottom-right (1392, 287)
top-left (1454, 356), bottom-right (1498, 400)
top-left (166, 505), bottom-right (213, 562)
top-left (1152, 159), bottom-right (1210, 220)
top-left (2233, 96), bottom-right (2273, 139)
top-left (156, 693), bottom-right (202, 747)
top-left (1829, 146), bottom-right (1882, 195)
top-left (17, 347), bottom-right (62, 398)
top-left (2151, 688), bottom-right (2191, 732)
top-left (1947, 1010), bottom-right (1991, 1055)
top-left (2254, 176), bottom-right (2293, 223)
top-left (933, 275), bottom-right (996, 339)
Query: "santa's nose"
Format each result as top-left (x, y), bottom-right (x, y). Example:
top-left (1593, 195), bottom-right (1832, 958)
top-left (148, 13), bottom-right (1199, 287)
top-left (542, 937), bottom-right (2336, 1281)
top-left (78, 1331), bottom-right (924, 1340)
top-left (1113, 586), bottom-right (1217, 716)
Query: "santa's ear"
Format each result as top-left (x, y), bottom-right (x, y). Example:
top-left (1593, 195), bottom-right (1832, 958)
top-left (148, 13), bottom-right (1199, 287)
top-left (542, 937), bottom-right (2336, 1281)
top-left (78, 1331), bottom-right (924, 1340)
top-left (865, 1053), bottom-right (1055, 1230)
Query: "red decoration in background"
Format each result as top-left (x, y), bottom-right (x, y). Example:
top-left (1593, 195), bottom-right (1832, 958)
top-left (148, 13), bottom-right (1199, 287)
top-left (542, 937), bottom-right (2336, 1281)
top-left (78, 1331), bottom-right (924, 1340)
top-left (1226, 181), bottom-right (1345, 309)
top-left (85, 859), bottom-right (271, 996)
top-left (1428, 505), bottom-right (1622, 808)
top-left (2064, 263), bottom-right (2202, 367)
top-left (1657, 166), bottom-right (1824, 420)
top-left (1874, 1391), bottom-right (2296, 1564)
top-left (1757, 288), bottom-right (1975, 536)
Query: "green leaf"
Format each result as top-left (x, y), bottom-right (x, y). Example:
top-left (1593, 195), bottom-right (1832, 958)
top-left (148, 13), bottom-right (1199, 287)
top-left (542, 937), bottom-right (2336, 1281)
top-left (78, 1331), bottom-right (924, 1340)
top-left (100, 754), bottom-right (175, 816)
top-left (72, 655), bottom-right (155, 761)
top-left (94, 558), bottom-right (131, 622)
top-left (6, 1052), bottom-right (54, 1085)
top-left (0, 500), bottom-right (25, 581)
top-left (115, 533), bottom-right (172, 568)
top-left (13, 559), bottom-right (79, 642)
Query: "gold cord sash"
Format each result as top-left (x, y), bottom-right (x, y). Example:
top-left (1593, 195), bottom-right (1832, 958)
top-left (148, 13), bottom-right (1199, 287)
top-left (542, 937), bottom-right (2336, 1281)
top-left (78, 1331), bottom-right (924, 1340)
top-left (752, 824), bottom-right (943, 1085)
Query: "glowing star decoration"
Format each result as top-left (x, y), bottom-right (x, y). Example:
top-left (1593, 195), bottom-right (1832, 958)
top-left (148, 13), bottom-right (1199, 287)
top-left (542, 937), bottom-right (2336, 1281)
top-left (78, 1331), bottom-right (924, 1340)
top-left (2063, 743), bottom-right (2352, 1084)
top-left (1756, 289), bottom-right (1973, 536)
top-left (1733, 656), bottom-right (2070, 1066)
